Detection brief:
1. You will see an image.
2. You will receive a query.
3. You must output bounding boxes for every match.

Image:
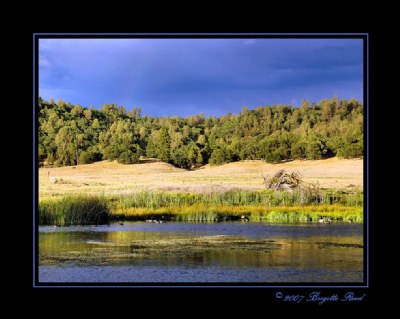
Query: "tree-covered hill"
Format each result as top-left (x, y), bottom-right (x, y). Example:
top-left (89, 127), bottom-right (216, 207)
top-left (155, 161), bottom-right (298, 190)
top-left (38, 97), bottom-right (363, 169)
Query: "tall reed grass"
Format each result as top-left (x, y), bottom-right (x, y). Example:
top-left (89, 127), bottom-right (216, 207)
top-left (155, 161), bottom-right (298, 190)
top-left (39, 195), bottom-right (111, 226)
top-left (38, 189), bottom-right (363, 225)
top-left (117, 188), bottom-right (363, 209)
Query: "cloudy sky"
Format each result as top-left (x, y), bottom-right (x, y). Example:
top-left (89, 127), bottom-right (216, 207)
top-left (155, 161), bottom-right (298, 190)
top-left (39, 38), bottom-right (363, 117)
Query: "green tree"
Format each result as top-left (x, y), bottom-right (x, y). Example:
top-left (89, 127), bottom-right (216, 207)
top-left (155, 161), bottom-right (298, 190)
top-left (79, 148), bottom-right (102, 164)
top-left (157, 127), bottom-right (171, 162)
top-left (83, 109), bottom-right (92, 120)
top-left (54, 126), bottom-right (78, 166)
top-left (128, 107), bottom-right (142, 120)
top-left (71, 105), bottom-right (83, 117)
top-left (291, 136), bottom-right (307, 159)
top-left (305, 133), bottom-right (326, 160)
top-left (118, 150), bottom-right (140, 164)
top-left (99, 120), bottom-right (141, 163)
top-left (171, 145), bottom-right (190, 168)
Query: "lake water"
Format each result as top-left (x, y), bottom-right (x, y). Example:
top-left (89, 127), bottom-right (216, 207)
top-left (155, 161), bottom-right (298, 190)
top-left (38, 222), bottom-right (363, 283)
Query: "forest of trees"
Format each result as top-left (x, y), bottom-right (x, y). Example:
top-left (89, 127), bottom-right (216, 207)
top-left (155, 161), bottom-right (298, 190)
top-left (38, 97), bottom-right (363, 169)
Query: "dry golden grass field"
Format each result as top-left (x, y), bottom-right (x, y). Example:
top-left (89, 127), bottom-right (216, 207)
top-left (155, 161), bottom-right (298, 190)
top-left (39, 158), bottom-right (363, 199)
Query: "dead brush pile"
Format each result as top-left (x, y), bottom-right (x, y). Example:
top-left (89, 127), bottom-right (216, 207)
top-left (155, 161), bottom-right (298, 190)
top-left (262, 169), bottom-right (323, 203)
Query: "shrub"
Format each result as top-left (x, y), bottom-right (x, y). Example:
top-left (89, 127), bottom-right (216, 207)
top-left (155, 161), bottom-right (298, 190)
top-left (118, 150), bottom-right (140, 164)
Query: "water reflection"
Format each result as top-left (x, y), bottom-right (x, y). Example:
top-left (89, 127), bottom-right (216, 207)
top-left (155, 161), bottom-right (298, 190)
top-left (39, 222), bottom-right (363, 283)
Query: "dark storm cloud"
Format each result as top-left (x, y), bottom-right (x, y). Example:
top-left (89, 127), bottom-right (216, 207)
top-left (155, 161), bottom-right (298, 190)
top-left (39, 38), bottom-right (363, 116)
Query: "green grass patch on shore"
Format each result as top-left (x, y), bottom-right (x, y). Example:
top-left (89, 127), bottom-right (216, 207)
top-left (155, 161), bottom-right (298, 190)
top-left (115, 204), bottom-right (362, 222)
top-left (39, 189), bottom-right (363, 225)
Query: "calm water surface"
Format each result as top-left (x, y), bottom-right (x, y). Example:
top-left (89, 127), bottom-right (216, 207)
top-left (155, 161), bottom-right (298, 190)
top-left (39, 222), bottom-right (363, 283)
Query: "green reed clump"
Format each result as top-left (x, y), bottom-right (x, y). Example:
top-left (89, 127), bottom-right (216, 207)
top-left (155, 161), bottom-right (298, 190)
top-left (322, 188), bottom-right (363, 206)
top-left (175, 211), bottom-right (220, 222)
top-left (249, 208), bottom-right (363, 222)
top-left (120, 191), bottom-right (202, 209)
top-left (39, 195), bottom-right (111, 226)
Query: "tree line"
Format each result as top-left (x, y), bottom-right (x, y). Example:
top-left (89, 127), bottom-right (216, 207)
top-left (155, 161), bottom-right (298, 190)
top-left (38, 97), bottom-right (363, 169)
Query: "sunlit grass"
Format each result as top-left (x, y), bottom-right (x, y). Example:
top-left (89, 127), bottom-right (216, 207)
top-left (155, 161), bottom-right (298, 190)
top-left (38, 188), bottom-right (363, 225)
top-left (115, 204), bottom-right (362, 222)
top-left (116, 189), bottom-right (363, 209)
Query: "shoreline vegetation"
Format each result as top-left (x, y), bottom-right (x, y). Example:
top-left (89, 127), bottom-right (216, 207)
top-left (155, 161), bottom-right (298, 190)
top-left (39, 188), bottom-right (363, 226)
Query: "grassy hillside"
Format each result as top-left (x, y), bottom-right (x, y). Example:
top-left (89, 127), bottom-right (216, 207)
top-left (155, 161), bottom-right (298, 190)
top-left (39, 158), bottom-right (362, 199)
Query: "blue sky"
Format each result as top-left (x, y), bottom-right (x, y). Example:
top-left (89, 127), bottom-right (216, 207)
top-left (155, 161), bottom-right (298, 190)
top-left (39, 38), bottom-right (363, 117)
